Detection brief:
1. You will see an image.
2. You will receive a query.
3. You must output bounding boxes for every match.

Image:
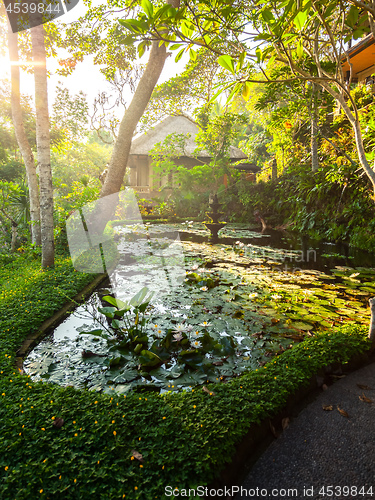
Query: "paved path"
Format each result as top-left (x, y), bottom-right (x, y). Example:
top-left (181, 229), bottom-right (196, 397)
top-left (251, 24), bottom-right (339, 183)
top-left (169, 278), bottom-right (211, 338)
top-left (235, 362), bottom-right (375, 500)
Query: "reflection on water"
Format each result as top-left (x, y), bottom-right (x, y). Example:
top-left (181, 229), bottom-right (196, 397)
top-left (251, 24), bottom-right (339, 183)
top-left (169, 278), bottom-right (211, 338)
top-left (23, 223), bottom-right (375, 394)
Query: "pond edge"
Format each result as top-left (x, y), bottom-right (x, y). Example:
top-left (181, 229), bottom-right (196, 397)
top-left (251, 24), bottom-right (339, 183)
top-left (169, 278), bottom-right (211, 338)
top-left (12, 268), bottom-right (374, 493)
top-left (15, 273), bottom-right (108, 373)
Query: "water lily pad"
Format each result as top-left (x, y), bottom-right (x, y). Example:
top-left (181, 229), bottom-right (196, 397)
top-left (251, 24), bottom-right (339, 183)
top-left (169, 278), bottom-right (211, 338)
top-left (290, 321), bottom-right (313, 331)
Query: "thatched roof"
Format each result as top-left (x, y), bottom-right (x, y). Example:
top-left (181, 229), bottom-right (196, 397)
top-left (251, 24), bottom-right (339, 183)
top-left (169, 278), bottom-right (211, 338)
top-left (129, 115), bottom-right (248, 160)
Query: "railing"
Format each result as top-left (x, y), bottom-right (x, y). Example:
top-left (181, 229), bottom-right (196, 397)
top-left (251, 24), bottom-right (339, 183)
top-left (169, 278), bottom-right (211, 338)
top-left (132, 186), bottom-right (150, 193)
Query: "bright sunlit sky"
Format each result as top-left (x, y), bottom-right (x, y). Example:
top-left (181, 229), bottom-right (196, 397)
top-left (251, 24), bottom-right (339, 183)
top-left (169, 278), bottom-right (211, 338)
top-left (0, 1), bottom-right (187, 121)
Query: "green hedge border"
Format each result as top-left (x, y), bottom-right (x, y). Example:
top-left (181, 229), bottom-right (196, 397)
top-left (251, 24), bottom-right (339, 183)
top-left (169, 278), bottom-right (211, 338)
top-left (0, 256), bottom-right (371, 499)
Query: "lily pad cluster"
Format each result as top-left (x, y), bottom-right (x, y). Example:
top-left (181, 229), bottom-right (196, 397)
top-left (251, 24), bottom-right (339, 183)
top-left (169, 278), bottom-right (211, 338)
top-left (24, 227), bottom-right (375, 395)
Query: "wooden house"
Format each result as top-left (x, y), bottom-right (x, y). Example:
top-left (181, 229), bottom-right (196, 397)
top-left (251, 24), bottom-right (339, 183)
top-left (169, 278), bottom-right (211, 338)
top-left (342, 33), bottom-right (375, 84)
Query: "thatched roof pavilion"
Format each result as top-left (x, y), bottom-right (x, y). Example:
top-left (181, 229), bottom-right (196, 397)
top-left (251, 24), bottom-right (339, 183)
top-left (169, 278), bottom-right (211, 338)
top-left (126, 115), bottom-right (259, 195)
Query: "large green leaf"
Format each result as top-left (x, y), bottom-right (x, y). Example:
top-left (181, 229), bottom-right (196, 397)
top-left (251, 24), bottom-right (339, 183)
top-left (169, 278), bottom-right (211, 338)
top-left (261, 9), bottom-right (275, 23)
top-left (217, 55), bottom-right (235, 74)
top-left (293, 10), bottom-right (308, 30)
top-left (138, 350), bottom-right (162, 367)
top-left (141, 0), bottom-right (153, 18)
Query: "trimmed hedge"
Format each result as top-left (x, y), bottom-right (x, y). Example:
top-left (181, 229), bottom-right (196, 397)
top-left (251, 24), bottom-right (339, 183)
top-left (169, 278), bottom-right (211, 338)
top-left (0, 255), bottom-right (371, 499)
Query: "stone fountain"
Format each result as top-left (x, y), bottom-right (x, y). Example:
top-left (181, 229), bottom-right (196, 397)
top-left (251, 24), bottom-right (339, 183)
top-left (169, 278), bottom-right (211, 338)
top-left (204, 194), bottom-right (226, 242)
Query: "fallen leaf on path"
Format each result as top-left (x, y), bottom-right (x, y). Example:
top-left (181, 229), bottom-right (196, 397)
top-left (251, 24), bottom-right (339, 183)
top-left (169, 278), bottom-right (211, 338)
top-left (337, 406), bottom-right (349, 418)
top-left (359, 393), bottom-right (373, 404)
top-left (269, 421), bottom-right (279, 438)
top-left (357, 383), bottom-right (372, 391)
top-left (282, 417), bottom-right (290, 430)
top-left (322, 405), bottom-right (333, 411)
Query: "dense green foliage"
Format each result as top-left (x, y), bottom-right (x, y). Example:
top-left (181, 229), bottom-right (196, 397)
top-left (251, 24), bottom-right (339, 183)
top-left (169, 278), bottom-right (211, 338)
top-left (0, 256), bottom-right (371, 499)
top-left (226, 160), bottom-right (375, 250)
top-left (222, 84), bottom-right (375, 250)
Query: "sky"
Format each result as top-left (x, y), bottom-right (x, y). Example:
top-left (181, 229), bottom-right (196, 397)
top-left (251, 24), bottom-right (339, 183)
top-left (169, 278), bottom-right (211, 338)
top-left (0, 1), bottom-right (187, 120)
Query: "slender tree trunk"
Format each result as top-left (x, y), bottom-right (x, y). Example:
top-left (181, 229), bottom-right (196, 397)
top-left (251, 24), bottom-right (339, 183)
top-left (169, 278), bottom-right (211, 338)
top-left (93, 41), bottom-right (168, 235)
top-left (10, 222), bottom-right (17, 253)
top-left (31, 24), bottom-right (54, 267)
top-left (352, 119), bottom-right (375, 194)
top-left (316, 76), bottom-right (375, 194)
top-left (271, 158), bottom-right (277, 180)
top-left (7, 25), bottom-right (41, 245)
top-left (87, 0), bottom-right (180, 237)
top-left (321, 84), bottom-right (375, 195)
top-left (101, 0), bottom-right (180, 199)
top-left (310, 83), bottom-right (319, 173)
top-left (369, 297), bottom-right (375, 342)
top-left (368, 1), bottom-right (375, 40)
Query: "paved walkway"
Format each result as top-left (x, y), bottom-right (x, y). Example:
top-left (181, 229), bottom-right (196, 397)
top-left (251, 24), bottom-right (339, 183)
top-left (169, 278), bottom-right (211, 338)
top-left (235, 362), bottom-right (375, 500)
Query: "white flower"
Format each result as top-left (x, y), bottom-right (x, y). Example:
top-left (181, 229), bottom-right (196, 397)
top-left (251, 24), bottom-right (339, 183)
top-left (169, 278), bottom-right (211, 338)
top-left (191, 264), bottom-right (199, 270)
top-left (271, 294), bottom-right (282, 300)
top-left (191, 340), bottom-right (202, 349)
top-left (349, 272), bottom-right (360, 278)
top-left (172, 333), bottom-right (183, 342)
top-left (199, 321), bottom-right (211, 327)
top-left (249, 293), bottom-right (258, 299)
top-left (151, 324), bottom-right (163, 337)
top-left (190, 330), bottom-right (203, 339)
top-left (200, 286), bottom-right (208, 291)
top-left (184, 324), bottom-right (193, 332)
top-left (172, 323), bottom-right (187, 333)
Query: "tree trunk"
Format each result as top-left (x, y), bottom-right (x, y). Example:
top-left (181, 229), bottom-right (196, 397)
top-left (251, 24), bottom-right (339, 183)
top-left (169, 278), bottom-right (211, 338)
top-left (271, 159), bottom-right (277, 180)
top-left (352, 119), bottom-right (375, 195)
top-left (31, 24), bottom-right (54, 267)
top-left (87, 0), bottom-right (180, 237)
top-left (369, 297), bottom-right (375, 342)
top-left (101, 40), bottom-right (168, 199)
top-left (310, 84), bottom-right (319, 173)
top-left (10, 222), bottom-right (17, 253)
top-left (321, 84), bottom-right (375, 195)
top-left (91, 41), bottom-right (168, 234)
top-left (7, 25), bottom-right (41, 245)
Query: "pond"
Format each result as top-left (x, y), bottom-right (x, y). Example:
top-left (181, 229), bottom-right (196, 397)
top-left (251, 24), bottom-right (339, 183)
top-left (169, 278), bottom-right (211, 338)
top-left (23, 222), bottom-right (375, 395)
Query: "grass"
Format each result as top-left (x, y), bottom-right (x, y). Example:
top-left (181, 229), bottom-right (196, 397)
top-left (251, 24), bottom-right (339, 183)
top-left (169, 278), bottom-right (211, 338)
top-left (0, 254), bottom-right (371, 499)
